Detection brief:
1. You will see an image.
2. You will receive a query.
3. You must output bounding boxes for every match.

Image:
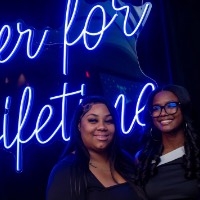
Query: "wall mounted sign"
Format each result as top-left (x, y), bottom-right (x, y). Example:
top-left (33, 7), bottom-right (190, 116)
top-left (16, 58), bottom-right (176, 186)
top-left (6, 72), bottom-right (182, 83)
top-left (0, 0), bottom-right (156, 172)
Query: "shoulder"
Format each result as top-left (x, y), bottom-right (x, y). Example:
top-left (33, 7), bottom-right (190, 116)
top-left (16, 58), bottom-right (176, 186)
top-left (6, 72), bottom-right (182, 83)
top-left (49, 154), bottom-right (76, 178)
top-left (46, 154), bottom-right (76, 197)
top-left (46, 154), bottom-right (79, 200)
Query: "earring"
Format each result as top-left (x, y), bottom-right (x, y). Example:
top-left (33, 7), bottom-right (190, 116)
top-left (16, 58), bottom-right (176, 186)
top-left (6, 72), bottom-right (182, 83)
top-left (184, 122), bottom-right (188, 133)
top-left (185, 122), bottom-right (188, 129)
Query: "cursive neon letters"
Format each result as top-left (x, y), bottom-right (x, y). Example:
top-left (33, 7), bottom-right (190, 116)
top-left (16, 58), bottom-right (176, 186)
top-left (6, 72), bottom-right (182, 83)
top-left (0, 82), bottom-right (155, 171)
top-left (115, 83), bottom-right (155, 134)
top-left (0, 22), bottom-right (49, 63)
top-left (0, 0), bottom-right (153, 172)
top-left (0, 83), bottom-right (85, 172)
top-left (0, 0), bottom-right (152, 75)
top-left (63, 0), bottom-right (151, 74)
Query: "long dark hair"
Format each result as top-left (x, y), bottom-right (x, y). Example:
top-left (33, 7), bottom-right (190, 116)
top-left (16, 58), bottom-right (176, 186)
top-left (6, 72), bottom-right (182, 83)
top-left (135, 84), bottom-right (200, 187)
top-left (62, 95), bottom-right (146, 199)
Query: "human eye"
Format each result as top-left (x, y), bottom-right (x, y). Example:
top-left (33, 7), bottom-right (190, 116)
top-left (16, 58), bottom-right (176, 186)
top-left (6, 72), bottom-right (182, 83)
top-left (88, 118), bottom-right (98, 123)
top-left (105, 118), bottom-right (114, 124)
top-left (152, 105), bottom-right (161, 112)
top-left (166, 102), bottom-right (177, 108)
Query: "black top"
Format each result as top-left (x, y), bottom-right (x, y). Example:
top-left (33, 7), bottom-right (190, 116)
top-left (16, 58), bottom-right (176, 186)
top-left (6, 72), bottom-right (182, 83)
top-left (46, 154), bottom-right (143, 200)
top-left (145, 157), bottom-right (200, 200)
top-left (87, 171), bottom-right (141, 200)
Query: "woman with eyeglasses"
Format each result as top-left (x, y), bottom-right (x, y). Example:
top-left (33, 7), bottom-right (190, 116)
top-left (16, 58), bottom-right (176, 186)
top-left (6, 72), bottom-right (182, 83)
top-left (135, 84), bottom-right (200, 199)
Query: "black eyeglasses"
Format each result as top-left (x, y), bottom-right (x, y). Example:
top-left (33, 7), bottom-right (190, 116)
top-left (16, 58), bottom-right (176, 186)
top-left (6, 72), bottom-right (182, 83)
top-left (150, 102), bottom-right (181, 118)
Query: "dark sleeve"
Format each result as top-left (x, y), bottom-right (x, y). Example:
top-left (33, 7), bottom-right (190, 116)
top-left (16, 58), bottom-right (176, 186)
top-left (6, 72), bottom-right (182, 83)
top-left (46, 158), bottom-right (74, 200)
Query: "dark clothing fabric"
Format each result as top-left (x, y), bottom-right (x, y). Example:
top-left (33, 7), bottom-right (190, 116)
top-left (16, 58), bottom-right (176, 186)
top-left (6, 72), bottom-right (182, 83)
top-left (46, 155), bottom-right (86, 200)
top-left (87, 171), bottom-right (141, 200)
top-left (46, 154), bottom-right (142, 200)
top-left (145, 157), bottom-right (200, 200)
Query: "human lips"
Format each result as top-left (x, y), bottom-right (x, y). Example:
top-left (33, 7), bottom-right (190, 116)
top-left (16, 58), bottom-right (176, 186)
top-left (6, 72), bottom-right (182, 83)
top-left (94, 134), bottom-right (109, 140)
top-left (160, 119), bottom-right (173, 125)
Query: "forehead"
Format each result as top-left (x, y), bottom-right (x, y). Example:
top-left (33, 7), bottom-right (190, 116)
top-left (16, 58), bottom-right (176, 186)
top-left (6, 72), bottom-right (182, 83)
top-left (153, 91), bottom-right (179, 105)
top-left (84, 103), bottom-right (110, 115)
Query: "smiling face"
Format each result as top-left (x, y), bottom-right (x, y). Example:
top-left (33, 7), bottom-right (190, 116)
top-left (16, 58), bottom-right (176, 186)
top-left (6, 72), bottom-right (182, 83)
top-left (78, 103), bottom-right (115, 153)
top-left (152, 91), bottom-right (184, 134)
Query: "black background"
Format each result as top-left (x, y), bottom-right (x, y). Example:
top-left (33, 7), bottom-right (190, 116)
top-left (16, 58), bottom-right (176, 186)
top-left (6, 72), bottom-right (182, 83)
top-left (0, 0), bottom-right (200, 199)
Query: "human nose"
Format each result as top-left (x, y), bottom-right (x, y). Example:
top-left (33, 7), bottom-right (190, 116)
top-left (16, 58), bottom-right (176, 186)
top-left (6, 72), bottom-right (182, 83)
top-left (97, 121), bottom-right (108, 131)
top-left (159, 106), bottom-right (168, 116)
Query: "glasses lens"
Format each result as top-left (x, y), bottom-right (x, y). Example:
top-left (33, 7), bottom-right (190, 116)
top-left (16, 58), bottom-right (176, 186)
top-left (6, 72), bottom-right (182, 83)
top-left (150, 102), bottom-right (179, 118)
top-left (151, 105), bottom-right (161, 117)
top-left (165, 102), bottom-right (178, 115)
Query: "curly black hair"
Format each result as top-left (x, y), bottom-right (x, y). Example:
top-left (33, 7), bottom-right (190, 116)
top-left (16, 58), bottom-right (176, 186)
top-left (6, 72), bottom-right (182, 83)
top-left (135, 84), bottom-right (200, 187)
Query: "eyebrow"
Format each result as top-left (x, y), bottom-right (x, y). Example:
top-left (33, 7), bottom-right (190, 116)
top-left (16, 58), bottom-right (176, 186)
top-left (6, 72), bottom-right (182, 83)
top-left (152, 101), bottom-right (178, 106)
top-left (86, 113), bottom-right (112, 117)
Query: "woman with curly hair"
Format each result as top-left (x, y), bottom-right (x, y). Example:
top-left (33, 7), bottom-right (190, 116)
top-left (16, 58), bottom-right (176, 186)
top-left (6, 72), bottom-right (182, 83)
top-left (135, 84), bottom-right (200, 199)
top-left (46, 95), bottom-right (146, 200)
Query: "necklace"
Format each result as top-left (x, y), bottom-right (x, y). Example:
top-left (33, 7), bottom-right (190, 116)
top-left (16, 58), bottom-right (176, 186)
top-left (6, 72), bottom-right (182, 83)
top-left (89, 162), bottom-right (110, 171)
top-left (89, 162), bottom-right (97, 168)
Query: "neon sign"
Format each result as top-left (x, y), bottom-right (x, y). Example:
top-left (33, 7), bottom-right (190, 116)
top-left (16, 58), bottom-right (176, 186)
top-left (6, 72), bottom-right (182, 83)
top-left (63, 0), bottom-right (151, 74)
top-left (0, 0), bottom-right (155, 172)
top-left (0, 82), bottom-right (155, 172)
top-left (115, 83), bottom-right (155, 133)
top-left (0, 0), bottom-right (152, 75)
top-left (0, 23), bottom-right (49, 62)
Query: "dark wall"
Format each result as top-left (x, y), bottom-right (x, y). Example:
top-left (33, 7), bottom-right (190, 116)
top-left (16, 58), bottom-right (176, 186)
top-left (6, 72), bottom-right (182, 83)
top-left (138, 0), bottom-right (200, 119)
top-left (137, 0), bottom-right (200, 120)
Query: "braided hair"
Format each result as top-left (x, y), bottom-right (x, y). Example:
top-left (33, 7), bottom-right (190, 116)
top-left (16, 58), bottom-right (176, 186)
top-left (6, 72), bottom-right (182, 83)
top-left (135, 84), bottom-right (200, 187)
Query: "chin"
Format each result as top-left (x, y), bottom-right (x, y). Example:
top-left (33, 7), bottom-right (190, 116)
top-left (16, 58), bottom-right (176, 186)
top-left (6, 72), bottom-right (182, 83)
top-left (162, 129), bottom-right (176, 135)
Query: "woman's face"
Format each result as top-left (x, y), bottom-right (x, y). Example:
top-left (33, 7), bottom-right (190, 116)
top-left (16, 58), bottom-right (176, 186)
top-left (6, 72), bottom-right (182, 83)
top-left (151, 91), bottom-right (183, 134)
top-left (78, 103), bottom-right (115, 152)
